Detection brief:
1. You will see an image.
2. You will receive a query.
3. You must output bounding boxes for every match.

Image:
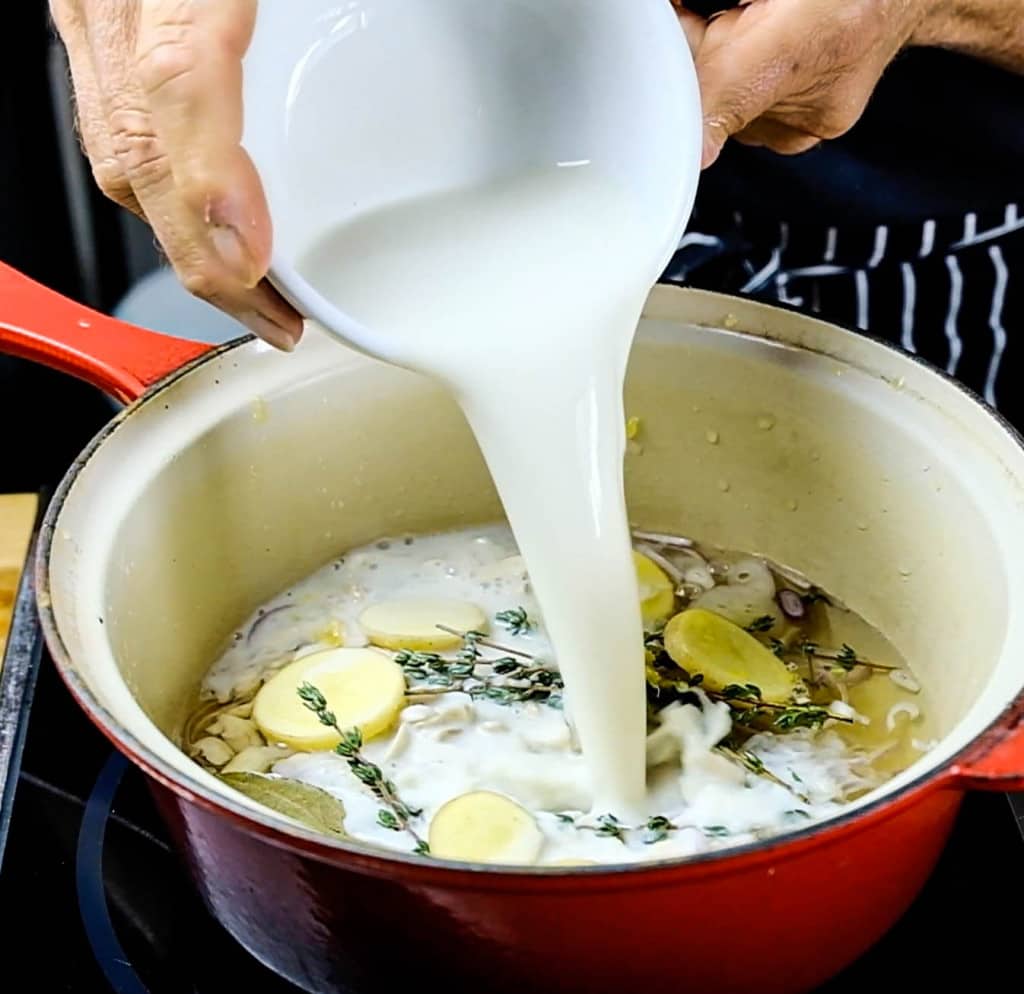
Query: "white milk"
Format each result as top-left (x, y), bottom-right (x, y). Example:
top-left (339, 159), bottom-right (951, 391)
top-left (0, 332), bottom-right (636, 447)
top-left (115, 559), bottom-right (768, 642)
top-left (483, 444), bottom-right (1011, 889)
top-left (300, 166), bottom-right (655, 815)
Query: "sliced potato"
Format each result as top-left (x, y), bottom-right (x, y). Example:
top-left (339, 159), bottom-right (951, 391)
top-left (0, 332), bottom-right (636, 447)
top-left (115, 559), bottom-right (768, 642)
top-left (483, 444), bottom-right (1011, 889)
top-left (359, 598), bottom-right (486, 651)
top-left (429, 791), bottom-right (544, 865)
top-left (634, 550), bottom-right (675, 627)
top-left (663, 608), bottom-right (798, 704)
top-left (253, 648), bottom-right (405, 750)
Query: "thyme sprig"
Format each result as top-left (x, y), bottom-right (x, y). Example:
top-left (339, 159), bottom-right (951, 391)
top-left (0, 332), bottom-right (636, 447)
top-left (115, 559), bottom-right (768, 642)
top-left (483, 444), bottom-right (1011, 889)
top-left (559, 812), bottom-right (734, 845)
top-left (297, 682), bottom-right (428, 853)
top-left (713, 683), bottom-right (847, 730)
top-left (716, 744), bottom-right (811, 804)
top-left (793, 639), bottom-right (897, 672)
top-left (754, 628), bottom-right (894, 674)
top-left (396, 637), bottom-right (563, 707)
top-left (394, 649), bottom-right (476, 684)
top-left (677, 681), bottom-right (852, 731)
top-left (434, 624), bottom-right (534, 660)
top-left (644, 633), bottom-right (853, 731)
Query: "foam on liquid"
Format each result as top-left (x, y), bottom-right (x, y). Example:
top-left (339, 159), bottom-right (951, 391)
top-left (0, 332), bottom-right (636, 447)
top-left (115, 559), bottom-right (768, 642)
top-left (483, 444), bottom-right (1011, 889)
top-left (300, 166), bottom-right (658, 815)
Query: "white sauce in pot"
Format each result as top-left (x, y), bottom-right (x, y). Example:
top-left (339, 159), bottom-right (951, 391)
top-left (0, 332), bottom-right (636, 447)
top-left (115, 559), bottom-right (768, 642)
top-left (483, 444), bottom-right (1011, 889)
top-left (197, 527), bottom-right (890, 865)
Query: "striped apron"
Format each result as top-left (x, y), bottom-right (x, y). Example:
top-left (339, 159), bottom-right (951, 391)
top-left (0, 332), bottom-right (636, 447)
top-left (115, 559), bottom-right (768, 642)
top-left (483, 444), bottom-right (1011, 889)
top-left (665, 201), bottom-right (1023, 426)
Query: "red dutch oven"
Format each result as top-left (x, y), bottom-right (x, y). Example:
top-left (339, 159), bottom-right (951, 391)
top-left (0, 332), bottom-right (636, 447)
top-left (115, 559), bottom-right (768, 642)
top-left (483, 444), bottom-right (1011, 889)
top-left (2, 259), bottom-right (1023, 994)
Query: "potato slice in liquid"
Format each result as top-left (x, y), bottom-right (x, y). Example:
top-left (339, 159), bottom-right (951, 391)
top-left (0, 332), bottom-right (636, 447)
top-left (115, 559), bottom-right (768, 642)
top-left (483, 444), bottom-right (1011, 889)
top-left (359, 598), bottom-right (487, 652)
top-left (429, 791), bottom-right (544, 865)
top-left (253, 648), bottom-right (406, 750)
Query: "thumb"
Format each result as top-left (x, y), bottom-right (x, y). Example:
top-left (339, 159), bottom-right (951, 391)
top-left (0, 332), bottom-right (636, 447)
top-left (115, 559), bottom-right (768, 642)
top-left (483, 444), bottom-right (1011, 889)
top-left (695, 6), bottom-right (791, 167)
top-left (670, 3), bottom-right (707, 58)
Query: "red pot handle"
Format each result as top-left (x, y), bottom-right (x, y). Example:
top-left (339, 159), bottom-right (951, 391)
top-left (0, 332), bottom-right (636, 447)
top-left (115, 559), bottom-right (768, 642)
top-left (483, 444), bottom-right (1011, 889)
top-left (0, 261), bottom-right (211, 403)
top-left (950, 698), bottom-right (1024, 792)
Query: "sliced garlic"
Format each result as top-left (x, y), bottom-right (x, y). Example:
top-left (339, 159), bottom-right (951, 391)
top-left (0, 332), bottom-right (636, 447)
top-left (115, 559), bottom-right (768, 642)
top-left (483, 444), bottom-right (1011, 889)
top-left (400, 704), bottom-right (434, 725)
top-left (222, 744), bottom-right (292, 774)
top-left (889, 669), bottom-right (921, 694)
top-left (191, 736), bottom-right (235, 768)
top-left (207, 714), bottom-right (263, 753)
top-left (885, 701), bottom-right (921, 733)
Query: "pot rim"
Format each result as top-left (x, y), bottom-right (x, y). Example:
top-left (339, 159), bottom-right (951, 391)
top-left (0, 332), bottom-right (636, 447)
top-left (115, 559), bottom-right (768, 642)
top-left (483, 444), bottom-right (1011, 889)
top-left (33, 287), bottom-right (1024, 882)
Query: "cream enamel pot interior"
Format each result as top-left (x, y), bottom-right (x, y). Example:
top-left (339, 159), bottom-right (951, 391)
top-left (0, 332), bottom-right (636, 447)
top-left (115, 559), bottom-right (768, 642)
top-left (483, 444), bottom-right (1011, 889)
top-left (2, 260), bottom-right (1023, 994)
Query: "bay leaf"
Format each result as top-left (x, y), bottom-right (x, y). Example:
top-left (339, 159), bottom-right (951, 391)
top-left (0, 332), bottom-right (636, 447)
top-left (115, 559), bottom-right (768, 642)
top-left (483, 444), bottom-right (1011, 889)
top-left (219, 772), bottom-right (348, 839)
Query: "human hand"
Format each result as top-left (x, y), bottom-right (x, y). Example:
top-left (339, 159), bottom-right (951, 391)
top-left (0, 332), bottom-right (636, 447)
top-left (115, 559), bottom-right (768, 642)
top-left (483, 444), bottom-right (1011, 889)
top-left (674, 0), bottom-right (929, 168)
top-left (50, 0), bottom-right (303, 350)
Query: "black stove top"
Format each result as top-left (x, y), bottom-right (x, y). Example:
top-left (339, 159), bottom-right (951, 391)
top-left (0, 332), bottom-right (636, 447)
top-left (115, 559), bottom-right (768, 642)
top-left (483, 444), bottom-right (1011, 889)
top-left (2, 562), bottom-right (1023, 993)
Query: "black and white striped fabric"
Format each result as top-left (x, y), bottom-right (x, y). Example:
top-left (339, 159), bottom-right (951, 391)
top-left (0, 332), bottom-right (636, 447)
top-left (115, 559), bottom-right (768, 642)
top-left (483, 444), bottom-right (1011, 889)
top-left (665, 202), bottom-right (1022, 426)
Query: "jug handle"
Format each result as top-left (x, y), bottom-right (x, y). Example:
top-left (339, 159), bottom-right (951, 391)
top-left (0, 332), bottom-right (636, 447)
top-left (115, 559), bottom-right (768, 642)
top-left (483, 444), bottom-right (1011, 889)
top-left (0, 262), bottom-right (212, 404)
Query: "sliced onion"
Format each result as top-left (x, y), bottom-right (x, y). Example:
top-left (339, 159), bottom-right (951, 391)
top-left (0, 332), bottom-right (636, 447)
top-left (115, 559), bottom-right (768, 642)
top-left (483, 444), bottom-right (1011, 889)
top-left (634, 542), bottom-right (684, 585)
top-left (777, 589), bottom-right (805, 619)
top-left (631, 529), bottom-right (695, 549)
top-left (766, 559), bottom-right (814, 593)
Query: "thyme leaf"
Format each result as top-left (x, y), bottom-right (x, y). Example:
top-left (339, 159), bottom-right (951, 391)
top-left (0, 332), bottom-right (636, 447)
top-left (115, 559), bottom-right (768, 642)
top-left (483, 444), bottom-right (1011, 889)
top-left (745, 614), bottom-right (775, 634)
top-left (495, 606), bottom-right (533, 636)
top-left (702, 825), bottom-right (730, 838)
top-left (594, 813), bottom-right (626, 842)
top-left (644, 815), bottom-right (674, 845)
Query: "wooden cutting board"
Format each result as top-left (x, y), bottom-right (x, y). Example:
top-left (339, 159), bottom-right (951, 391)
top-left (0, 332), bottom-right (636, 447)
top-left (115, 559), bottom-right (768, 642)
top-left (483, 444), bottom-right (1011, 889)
top-left (0, 494), bottom-right (39, 663)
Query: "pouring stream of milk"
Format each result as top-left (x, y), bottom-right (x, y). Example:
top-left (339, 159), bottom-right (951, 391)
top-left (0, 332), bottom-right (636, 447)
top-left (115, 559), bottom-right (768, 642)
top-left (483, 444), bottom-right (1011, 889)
top-left (301, 165), bottom-right (660, 816)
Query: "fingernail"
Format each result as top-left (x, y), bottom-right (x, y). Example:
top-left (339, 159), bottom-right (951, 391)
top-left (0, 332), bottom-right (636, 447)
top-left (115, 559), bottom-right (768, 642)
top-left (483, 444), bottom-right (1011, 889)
top-left (701, 130), bottom-right (723, 170)
top-left (242, 311), bottom-right (299, 352)
top-left (211, 224), bottom-right (259, 287)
